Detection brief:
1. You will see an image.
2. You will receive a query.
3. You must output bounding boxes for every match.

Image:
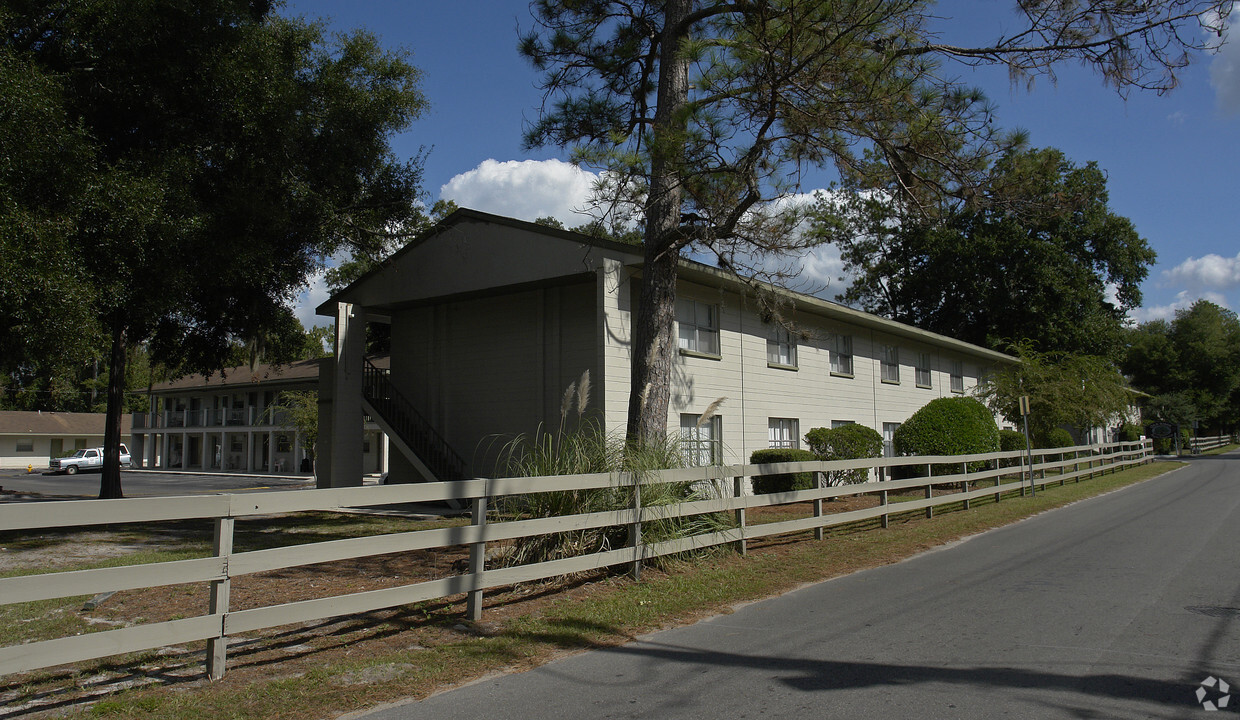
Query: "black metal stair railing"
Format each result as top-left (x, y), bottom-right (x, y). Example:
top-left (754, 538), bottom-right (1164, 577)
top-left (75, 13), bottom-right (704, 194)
top-left (362, 358), bottom-right (467, 483)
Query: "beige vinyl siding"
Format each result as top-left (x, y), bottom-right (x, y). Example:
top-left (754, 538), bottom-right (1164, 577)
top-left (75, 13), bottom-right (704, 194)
top-left (390, 282), bottom-right (597, 477)
top-left (649, 282), bottom-right (996, 467)
top-left (599, 260), bottom-right (636, 435)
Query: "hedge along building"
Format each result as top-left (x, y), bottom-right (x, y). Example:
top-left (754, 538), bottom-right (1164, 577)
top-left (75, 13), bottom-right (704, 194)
top-left (314, 208), bottom-right (1018, 488)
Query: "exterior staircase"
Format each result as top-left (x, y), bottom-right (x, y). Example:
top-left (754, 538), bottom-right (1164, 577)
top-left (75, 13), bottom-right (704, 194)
top-left (361, 357), bottom-right (467, 483)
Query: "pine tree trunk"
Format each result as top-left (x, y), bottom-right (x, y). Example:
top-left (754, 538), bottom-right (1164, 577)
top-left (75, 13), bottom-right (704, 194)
top-left (99, 320), bottom-right (127, 499)
top-left (625, 0), bottom-right (691, 446)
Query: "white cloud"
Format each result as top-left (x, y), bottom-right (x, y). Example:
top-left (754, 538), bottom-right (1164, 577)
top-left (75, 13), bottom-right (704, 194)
top-left (1163, 251), bottom-right (1240, 292)
top-left (290, 267), bottom-right (333, 332)
top-left (1209, 8), bottom-right (1240, 114)
top-left (1130, 289), bottom-right (1231, 324)
top-left (439, 158), bottom-right (600, 227)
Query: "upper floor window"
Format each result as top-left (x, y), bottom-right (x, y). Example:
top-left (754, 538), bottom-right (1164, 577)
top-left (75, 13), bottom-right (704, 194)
top-left (881, 345), bottom-right (900, 383)
top-left (768, 418), bottom-right (799, 449)
top-left (677, 299), bottom-right (719, 356)
top-left (950, 361), bottom-right (965, 393)
top-left (767, 327), bottom-right (797, 367)
top-left (916, 352), bottom-right (932, 388)
top-left (830, 334), bottom-right (854, 376)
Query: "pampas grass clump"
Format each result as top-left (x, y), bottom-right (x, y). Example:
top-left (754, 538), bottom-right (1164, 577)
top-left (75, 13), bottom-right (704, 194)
top-left (496, 374), bottom-right (733, 568)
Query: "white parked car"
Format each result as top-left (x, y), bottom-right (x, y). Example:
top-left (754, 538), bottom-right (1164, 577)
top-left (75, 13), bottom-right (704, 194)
top-left (49, 444), bottom-right (132, 475)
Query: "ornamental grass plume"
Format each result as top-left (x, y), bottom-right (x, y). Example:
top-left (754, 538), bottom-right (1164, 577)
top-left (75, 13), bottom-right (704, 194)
top-left (495, 378), bottom-right (733, 569)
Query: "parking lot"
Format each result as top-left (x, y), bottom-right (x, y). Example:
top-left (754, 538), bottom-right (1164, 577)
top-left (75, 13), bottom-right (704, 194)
top-left (0, 467), bottom-right (316, 499)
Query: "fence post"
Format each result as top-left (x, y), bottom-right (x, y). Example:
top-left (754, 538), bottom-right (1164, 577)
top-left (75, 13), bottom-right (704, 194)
top-left (925, 463), bottom-right (933, 519)
top-left (994, 458), bottom-right (1003, 504)
top-left (467, 494), bottom-right (487, 620)
top-left (814, 471), bottom-right (824, 541)
top-left (880, 486), bottom-right (889, 529)
top-left (734, 475), bottom-right (747, 557)
top-left (961, 461), bottom-right (970, 510)
top-left (1020, 453), bottom-right (1028, 497)
top-left (630, 473), bottom-right (643, 579)
top-left (207, 516), bottom-right (234, 681)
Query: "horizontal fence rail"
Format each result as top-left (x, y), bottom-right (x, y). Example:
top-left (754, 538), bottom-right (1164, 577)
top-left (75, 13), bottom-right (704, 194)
top-left (1189, 434), bottom-right (1236, 454)
top-left (0, 441), bottom-right (1152, 680)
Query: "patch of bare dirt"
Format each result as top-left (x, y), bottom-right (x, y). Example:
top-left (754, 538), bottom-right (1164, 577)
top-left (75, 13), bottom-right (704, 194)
top-left (0, 489), bottom-right (950, 718)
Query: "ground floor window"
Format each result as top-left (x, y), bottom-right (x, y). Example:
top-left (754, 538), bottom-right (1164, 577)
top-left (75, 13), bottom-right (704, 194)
top-left (681, 413), bottom-right (722, 466)
top-left (15, 438), bottom-right (33, 453)
top-left (883, 422), bottom-right (901, 457)
top-left (768, 418), bottom-right (799, 449)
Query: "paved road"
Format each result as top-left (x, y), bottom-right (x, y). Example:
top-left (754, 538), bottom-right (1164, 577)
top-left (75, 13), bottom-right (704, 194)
top-left (0, 467), bottom-right (314, 499)
top-left (359, 454), bottom-right (1240, 720)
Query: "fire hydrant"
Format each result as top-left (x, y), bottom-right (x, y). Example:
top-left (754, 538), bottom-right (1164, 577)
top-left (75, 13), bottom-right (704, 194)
top-left (27, 464), bottom-right (33, 473)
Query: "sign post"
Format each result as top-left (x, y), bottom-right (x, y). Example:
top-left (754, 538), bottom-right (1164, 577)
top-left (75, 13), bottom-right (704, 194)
top-left (1019, 395), bottom-right (1034, 497)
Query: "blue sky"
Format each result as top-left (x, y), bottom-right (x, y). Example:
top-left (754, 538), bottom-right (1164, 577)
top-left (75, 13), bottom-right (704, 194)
top-left (283, 1), bottom-right (1240, 330)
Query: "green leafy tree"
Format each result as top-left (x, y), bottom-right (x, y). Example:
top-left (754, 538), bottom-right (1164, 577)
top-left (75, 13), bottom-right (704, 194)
top-left (273, 390), bottom-right (320, 471)
top-left (814, 147), bottom-right (1155, 357)
top-left (0, 44), bottom-right (100, 392)
top-left (1, 1), bottom-right (427, 498)
top-left (520, 0), bottom-right (1229, 446)
top-left (976, 343), bottom-right (1133, 442)
top-left (1123, 300), bottom-right (1240, 432)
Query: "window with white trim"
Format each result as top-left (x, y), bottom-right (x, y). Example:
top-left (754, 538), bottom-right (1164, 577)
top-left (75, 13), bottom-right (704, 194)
top-left (881, 345), bottom-right (900, 383)
top-left (916, 352), bottom-right (932, 388)
top-left (883, 422), bottom-right (901, 457)
top-left (681, 413), bottom-right (722, 466)
top-left (768, 418), bottom-right (799, 449)
top-left (767, 327), bottom-right (797, 367)
top-left (676, 299), bottom-right (720, 356)
top-left (830, 334), bottom-right (853, 375)
top-left (950, 361), bottom-right (965, 393)
top-left (831, 420), bottom-right (856, 429)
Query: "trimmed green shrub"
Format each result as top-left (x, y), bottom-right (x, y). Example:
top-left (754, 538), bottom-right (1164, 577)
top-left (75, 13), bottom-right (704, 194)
top-left (1039, 427), bottom-right (1075, 448)
top-left (998, 428), bottom-right (1027, 467)
top-left (999, 429), bottom-right (1027, 452)
top-left (893, 397), bottom-right (1000, 475)
top-left (805, 424), bottom-right (883, 485)
top-left (1152, 427), bottom-right (1190, 455)
top-left (750, 448), bottom-right (818, 494)
top-left (1118, 422), bottom-right (1142, 442)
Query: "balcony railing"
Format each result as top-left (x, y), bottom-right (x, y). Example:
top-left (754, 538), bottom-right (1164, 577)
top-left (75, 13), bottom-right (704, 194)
top-left (134, 406), bottom-right (286, 430)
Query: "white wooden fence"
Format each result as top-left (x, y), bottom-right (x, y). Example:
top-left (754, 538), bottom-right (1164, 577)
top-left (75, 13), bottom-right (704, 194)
top-left (0, 441), bottom-right (1150, 680)
top-left (1189, 434), bottom-right (1236, 454)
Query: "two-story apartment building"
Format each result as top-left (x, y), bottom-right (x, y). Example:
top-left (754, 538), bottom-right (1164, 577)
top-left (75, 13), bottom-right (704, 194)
top-left (131, 358), bottom-right (388, 476)
top-left (314, 208), bottom-right (1018, 489)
